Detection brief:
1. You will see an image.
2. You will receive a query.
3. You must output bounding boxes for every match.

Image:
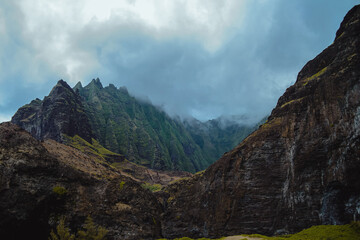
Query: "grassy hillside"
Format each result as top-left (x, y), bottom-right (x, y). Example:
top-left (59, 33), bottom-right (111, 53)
top-left (62, 133), bottom-right (194, 185)
top-left (157, 222), bottom-right (360, 240)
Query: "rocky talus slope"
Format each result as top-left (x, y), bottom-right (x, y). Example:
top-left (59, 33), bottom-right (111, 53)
top-left (162, 4), bottom-right (360, 238)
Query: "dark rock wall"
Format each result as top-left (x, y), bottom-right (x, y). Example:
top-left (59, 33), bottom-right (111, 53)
top-left (162, 4), bottom-right (360, 238)
top-left (11, 80), bottom-right (93, 143)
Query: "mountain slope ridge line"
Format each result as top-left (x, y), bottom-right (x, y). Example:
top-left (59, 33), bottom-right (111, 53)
top-left (161, 4), bottom-right (360, 238)
top-left (12, 78), bottom-right (257, 172)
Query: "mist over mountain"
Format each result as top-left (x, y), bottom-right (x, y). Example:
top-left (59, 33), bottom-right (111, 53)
top-left (12, 78), bottom-right (257, 172)
top-left (0, 1), bottom-right (357, 124)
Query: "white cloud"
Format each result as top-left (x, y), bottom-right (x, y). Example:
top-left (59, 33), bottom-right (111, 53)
top-left (0, 114), bottom-right (11, 123)
top-left (15, 0), bottom-right (248, 84)
top-left (0, 0), bottom-right (357, 123)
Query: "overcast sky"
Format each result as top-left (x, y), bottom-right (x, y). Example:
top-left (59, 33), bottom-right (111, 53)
top-left (0, 0), bottom-right (358, 123)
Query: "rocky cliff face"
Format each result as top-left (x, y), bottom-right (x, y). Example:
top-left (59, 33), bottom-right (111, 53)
top-left (11, 80), bottom-right (93, 143)
top-left (162, 5), bottom-right (360, 238)
top-left (0, 122), bottom-right (162, 240)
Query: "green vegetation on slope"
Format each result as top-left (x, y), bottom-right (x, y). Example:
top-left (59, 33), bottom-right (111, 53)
top-left (141, 182), bottom-right (163, 192)
top-left (246, 222), bottom-right (360, 240)
top-left (276, 222), bottom-right (360, 240)
top-left (62, 134), bottom-right (122, 163)
top-left (158, 222), bottom-right (360, 240)
top-left (183, 118), bottom-right (260, 163)
top-left (74, 79), bottom-right (258, 172)
top-left (78, 80), bottom-right (197, 171)
top-left (49, 216), bottom-right (108, 240)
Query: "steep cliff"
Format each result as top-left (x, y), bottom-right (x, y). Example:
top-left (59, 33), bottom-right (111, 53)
top-left (162, 5), bottom-right (360, 238)
top-left (11, 80), bottom-right (93, 143)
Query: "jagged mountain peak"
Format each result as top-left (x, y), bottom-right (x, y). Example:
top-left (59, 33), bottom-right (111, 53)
top-left (56, 79), bottom-right (70, 87)
top-left (73, 81), bottom-right (83, 90)
top-left (49, 79), bottom-right (76, 96)
top-left (12, 79), bottom-right (93, 143)
top-left (86, 77), bottom-right (103, 89)
top-left (48, 79), bottom-right (76, 98)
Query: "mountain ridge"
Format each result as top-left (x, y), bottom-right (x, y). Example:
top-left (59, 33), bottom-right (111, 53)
top-left (12, 78), bottom-right (257, 172)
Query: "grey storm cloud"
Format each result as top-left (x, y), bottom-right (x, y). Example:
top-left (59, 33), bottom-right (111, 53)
top-left (0, 1), bottom-right (71, 120)
top-left (0, 0), bottom-right (358, 123)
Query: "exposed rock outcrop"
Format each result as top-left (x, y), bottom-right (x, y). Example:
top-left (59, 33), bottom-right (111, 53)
top-left (162, 4), bottom-right (360, 238)
top-left (11, 80), bottom-right (93, 143)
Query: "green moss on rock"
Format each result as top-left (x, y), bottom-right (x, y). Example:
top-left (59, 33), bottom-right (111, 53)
top-left (52, 186), bottom-right (67, 196)
top-left (302, 67), bottom-right (328, 86)
top-left (119, 181), bottom-right (126, 190)
top-left (141, 182), bottom-right (162, 192)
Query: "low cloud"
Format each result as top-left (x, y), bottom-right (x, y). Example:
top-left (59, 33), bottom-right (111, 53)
top-left (0, 0), bottom-right (358, 123)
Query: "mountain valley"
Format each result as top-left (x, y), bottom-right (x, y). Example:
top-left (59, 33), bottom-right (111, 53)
top-left (1, 4), bottom-right (360, 240)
